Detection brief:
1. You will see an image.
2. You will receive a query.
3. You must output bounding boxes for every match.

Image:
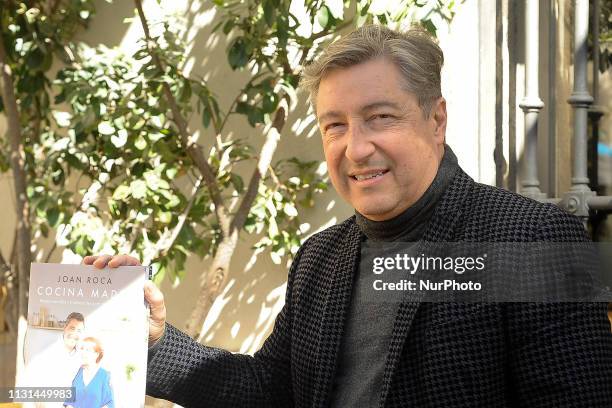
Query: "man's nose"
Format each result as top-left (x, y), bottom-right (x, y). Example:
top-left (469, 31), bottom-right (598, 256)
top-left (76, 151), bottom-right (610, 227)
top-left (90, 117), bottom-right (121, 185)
top-left (345, 122), bottom-right (375, 163)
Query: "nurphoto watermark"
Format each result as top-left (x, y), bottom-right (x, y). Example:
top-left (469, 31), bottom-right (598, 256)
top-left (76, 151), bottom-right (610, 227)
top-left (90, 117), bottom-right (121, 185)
top-left (359, 242), bottom-right (612, 303)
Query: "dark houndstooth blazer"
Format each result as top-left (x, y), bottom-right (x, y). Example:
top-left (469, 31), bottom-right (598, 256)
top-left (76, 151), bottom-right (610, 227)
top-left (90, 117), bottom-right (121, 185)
top-left (146, 167), bottom-right (612, 407)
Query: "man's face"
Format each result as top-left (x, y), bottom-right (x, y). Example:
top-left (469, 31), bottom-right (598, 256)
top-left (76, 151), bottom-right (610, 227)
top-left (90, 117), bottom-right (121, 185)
top-left (316, 57), bottom-right (447, 221)
top-left (63, 319), bottom-right (84, 350)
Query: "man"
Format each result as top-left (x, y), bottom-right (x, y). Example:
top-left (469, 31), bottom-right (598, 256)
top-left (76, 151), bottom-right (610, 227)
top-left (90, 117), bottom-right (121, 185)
top-left (87, 25), bottom-right (612, 407)
top-left (19, 312), bottom-right (85, 408)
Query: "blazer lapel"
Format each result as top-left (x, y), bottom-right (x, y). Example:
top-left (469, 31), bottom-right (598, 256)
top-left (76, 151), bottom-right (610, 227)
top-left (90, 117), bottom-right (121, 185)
top-left (377, 169), bottom-right (474, 407)
top-left (312, 220), bottom-right (362, 408)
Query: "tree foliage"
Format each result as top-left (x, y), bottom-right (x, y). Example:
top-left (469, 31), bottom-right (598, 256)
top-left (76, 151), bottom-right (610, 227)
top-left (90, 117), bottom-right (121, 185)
top-left (0, 0), bottom-right (460, 336)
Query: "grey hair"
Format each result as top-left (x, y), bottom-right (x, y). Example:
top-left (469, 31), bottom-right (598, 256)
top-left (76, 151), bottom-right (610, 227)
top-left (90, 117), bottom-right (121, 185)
top-left (300, 25), bottom-right (444, 117)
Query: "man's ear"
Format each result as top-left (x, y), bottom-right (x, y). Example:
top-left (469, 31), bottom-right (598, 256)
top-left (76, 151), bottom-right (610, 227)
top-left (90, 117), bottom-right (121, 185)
top-left (431, 97), bottom-right (447, 143)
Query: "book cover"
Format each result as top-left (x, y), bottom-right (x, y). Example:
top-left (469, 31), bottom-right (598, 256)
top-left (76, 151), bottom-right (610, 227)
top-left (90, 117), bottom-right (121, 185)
top-left (17, 263), bottom-right (150, 408)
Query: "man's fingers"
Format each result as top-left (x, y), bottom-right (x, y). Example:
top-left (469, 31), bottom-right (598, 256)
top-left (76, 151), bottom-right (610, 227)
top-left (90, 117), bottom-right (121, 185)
top-left (108, 254), bottom-right (141, 268)
top-left (92, 255), bottom-right (113, 269)
top-left (85, 254), bottom-right (141, 268)
top-left (83, 256), bottom-right (96, 265)
top-left (144, 280), bottom-right (166, 345)
top-left (144, 280), bottom-right (166, 321)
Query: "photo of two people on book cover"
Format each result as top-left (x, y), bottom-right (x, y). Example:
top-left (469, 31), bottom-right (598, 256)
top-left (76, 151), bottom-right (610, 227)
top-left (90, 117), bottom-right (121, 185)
top-left (16, 263), bottom-right (149, 408)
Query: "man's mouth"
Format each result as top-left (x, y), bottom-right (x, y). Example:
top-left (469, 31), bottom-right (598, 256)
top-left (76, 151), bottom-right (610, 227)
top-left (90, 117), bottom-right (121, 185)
top-left (350, 169), bottom-right (389, 181)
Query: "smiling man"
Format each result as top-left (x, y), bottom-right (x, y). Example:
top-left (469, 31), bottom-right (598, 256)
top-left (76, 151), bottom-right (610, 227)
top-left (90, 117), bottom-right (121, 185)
top-left (88, 25), bottom-right (612, 407)
top-left (317, 57), bottom-right (445, 222)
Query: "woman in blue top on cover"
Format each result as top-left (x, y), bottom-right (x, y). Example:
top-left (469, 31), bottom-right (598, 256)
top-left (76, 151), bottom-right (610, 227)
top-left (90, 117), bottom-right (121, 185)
top-left (65, 336), bottom-right (114, 408)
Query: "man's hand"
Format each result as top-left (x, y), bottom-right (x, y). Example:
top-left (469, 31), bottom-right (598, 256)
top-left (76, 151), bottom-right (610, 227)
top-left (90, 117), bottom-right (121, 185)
top-left (83, 254), bottom-right (166, 346)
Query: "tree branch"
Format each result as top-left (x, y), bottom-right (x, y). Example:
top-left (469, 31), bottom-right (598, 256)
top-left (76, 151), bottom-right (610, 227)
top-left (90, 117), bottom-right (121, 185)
top-left (9, 229), bottom-right (17, 268)
top-left (158, 176), bottom-right (203, 257)
top-left (134, 0), bottom-right (231, 235)
top-left (0, 25), bottom-right (31, 323)
top-left (44, 241), bottom-right (57, 263)
top-left (0, 249), bottom-right (10, 275)
top-left (231, 102), bottom-right (287, 232)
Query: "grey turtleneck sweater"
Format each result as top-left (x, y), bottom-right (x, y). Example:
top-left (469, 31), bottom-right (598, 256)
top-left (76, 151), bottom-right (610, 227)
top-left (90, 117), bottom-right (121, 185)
top-left (329, 145), bottom-right (459, 407)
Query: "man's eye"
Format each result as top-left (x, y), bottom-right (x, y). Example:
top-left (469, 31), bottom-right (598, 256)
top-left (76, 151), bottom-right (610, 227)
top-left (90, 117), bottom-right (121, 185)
top-left (325, 123), bottom-right (345, 132)
top-left (371, 114), bottom-right (393, 121)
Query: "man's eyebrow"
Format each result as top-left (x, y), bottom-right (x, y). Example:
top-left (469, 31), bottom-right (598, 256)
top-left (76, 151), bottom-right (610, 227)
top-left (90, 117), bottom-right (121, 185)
top-left (359, 101), bottom-right (402, 112)
top-left (318, 101), bottom-right (402, 123)
top-left (318, 110), bottom-right (343, 124)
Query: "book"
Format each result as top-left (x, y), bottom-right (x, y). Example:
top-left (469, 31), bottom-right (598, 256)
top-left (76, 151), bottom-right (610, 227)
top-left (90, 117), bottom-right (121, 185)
top-left (17, 263), bottom-right (150, 408)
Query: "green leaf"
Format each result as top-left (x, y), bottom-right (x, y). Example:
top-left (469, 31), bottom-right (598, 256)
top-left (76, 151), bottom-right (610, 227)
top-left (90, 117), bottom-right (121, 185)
top-left (53, 111), bottom-right (72, 127)
top-left (25, 8), bottom-right (41, 24)
top-left (360, 2), bottom-right (371, 16)
top-left (283, 202), bottom-right (298, 217)
top-left (158, 211), bottom-right (172, 224)
top-left (165, 167), bottom-right (178, 179)
top-left (144, 171), bottom-right (169, 190)
top-left (263, 0), bottom-right (275, 27)
top-left (262, 94), bottom-right (277, 113)
top-left (26, 47), bottom-right (45, 71)
top-left (247, 108), bottom-right (264, 126)
top-left (228, 38), bottom-right (249, 69)
top-left (64, 153), bottom-right (84, 170)
top-left (277, 15), bottom-right (289, 47)
top-left (422, 19), bottom-right (437, 35)
top-left (202, 108), bottom-right (211, 128)
top-left (222, 20), bottom-right (234, 35)
top-left (153, 264), bottom-right (166, 285)
top-left (52, 165), bottom-right (65, 185)
top-left (111, 129), bottom-right (128, 148)
top-left (74, 236), bottom-right (86, 255)
top-left (131, 162), bottom-right (148, 177)
top-left (163, 192), bottom-right (181, 208)
top-left (134, 135), bottom-right (147, 150)
top-left (98, 121), bottom-right (114, 135)
top-left (130, 180), bottom-right (148, 199)
top-left (316, 6), bottom-right (330, 29)
top-left (265, 198), bottom-right (278, 218)
top-left (230, 173), bottom-right (244, 193)
top-left (113, 185), bottom-right (131, 200)
top-left (235, 101), bottom-right (250, 114)
top-left (47, 207), bottom-right (61, 227)
top-left (179, 79), bottom-right (192, 102)
top-left (18, 74), bottom-right (45, 93)
top-left (40, 223), bottom-right (49, 238)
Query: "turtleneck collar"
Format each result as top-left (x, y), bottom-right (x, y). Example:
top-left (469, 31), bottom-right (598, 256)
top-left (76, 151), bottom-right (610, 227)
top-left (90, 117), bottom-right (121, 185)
top-left (355, 144), bottom-right (459, 242)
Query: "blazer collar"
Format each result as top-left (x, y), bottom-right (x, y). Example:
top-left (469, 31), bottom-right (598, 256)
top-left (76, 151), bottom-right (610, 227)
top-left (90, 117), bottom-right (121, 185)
top-left (311, 219), bottom-right (362, 408)
top-left (377, 168), bottom-right (473, 407)
top-left (311, 167), bottom-right (474, 408)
